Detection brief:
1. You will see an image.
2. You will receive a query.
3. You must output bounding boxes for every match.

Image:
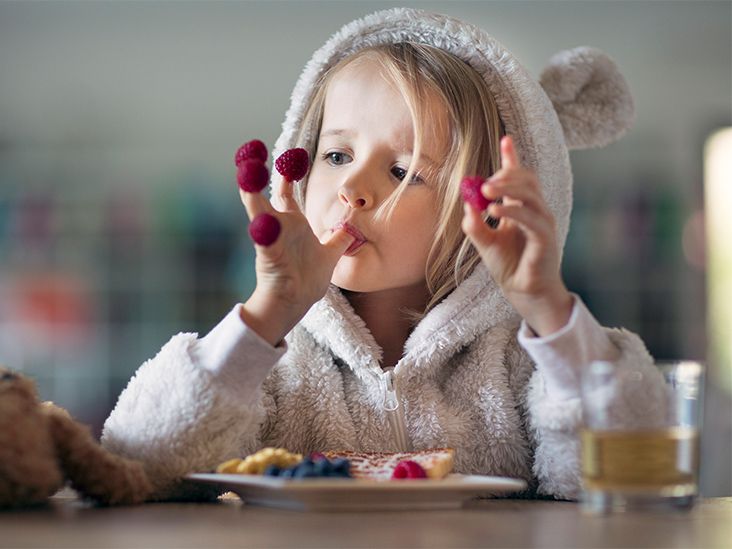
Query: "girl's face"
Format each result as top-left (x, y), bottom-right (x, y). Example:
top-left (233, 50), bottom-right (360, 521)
top-left (304, 57), bottom-right (448, 293)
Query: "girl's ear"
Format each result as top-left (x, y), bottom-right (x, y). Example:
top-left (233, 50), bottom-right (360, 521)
top-left (539, 46), bottom-right (635, 150)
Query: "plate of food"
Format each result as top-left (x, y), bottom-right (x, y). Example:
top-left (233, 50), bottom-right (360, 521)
top-left (185, 447), bottom-right (528, 511)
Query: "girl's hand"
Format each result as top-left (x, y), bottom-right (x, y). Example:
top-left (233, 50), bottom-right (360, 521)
top-left (461, 135), bottom-right (573, 336)
top-left (239, 179), bottom-right (354, 346)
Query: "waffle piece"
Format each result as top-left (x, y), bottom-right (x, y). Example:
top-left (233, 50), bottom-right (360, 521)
top-left (323, 448), bottom-right (454, 480)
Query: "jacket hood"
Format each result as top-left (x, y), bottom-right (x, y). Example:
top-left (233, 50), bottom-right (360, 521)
top-left (276, 8), bottom-right (634, 373)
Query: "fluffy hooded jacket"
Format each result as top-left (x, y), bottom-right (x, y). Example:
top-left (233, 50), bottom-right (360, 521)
top-left (102, 8), bottom-right (665, 501)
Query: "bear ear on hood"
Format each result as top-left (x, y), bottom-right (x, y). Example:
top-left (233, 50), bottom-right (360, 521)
top-left (539, 46), bottom-right (635, 150)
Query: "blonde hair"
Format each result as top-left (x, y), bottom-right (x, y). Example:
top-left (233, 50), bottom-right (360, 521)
top-left (295, 42), bottom-right (504, 321)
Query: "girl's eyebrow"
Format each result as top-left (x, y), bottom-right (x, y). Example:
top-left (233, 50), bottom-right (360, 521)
top-left (320, 128), bottom-right (355, 138)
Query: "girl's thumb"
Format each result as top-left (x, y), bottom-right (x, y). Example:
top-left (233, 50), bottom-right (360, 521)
top-left (461, 202), bottom-right (496, 250)
top-left (322, 228), bottom-right (356, 262)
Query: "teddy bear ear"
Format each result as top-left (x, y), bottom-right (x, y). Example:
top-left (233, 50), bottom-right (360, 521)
top-left (539, 46), bottom-right (635, 150)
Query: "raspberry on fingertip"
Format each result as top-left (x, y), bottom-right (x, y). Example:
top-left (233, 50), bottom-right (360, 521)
top-left (275, 148), bottom-right (310, 182)
top-left (248, 213), bottom-right (281, 246)
top-left (235, 139), bottom-right (268, 166)
top-left (460, 175), bottom-right (493, 212)
top-left (237, 159), bottom-right (270, 193)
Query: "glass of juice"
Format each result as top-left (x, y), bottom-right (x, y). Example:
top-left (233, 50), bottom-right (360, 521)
top-left (580, 360), bottom-right (703, 513)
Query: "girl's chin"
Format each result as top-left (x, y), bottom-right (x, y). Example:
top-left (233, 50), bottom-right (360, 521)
top-left (331, 275), bottom-right (366, 292)
top-left (331, 267), bottom-right (374, 293)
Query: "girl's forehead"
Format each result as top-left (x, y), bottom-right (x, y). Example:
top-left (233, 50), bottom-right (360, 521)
top-left (326, 57), bottom-right (391, 98)
top-left (322, 58), bottom-right (451, 153)
top-left (323, 66), bottom-right (410, 130)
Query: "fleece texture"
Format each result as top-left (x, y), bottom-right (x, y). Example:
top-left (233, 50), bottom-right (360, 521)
top-left (102, 294), bottom-right (665, 501)
top-left (102, 9), bottom-right (660, 501)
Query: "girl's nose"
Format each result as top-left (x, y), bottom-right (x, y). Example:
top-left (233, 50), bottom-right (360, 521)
top-left (338, 186), bottom-right (372, 209)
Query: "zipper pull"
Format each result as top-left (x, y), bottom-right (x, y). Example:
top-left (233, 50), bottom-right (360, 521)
top-left (383, 370), bottom-right (399, 412)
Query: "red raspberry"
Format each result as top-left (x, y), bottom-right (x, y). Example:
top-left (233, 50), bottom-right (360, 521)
top-left (391, 460), bottom-right (427, 480)
top-left (235, 139), bottom-right (268, 166)
top-left (275, 148), bottom-right (310, 182)
top-left (237, 159), bottom-right (269, 193)
top-left (248, 213), bottom-right (281, 246)
top-left (460, 176), bottom-right (493, 212)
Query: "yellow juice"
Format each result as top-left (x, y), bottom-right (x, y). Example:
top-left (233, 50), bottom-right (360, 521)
top-left (581, 427), bottom-right (699, 496)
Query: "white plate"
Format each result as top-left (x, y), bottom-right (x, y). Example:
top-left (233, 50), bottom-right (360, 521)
top-left (185, 473), bottom-right (527, 511)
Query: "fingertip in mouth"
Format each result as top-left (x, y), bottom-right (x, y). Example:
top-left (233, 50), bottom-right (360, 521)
top-left (331, 221), bottom-right (367, 243)
top-left (331, 221), bottom-right (367, 256)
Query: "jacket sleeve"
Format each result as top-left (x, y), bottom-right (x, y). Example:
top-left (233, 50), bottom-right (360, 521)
top-left (101, 304), bottom-right (284, 501)
top-left (511, 295), bottom-right (667, 500)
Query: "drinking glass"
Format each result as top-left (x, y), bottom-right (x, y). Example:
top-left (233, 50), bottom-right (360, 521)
top-left (580, 360), bottom-right (703, 513)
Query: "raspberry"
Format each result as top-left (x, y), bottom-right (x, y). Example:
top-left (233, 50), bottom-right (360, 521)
top-left (237, 159), bottom-right (269, 193)
top-left (331, 458), bottom-right (351, 477)
top-left (235, 139), bottom-right (268, 166)
top-left (460, 176), bottom-right (492, 212)
top-left (391, 460), bottom-right (427, 480)
top-left (248, 213), bottom-right (281, 246)
top-left (275, 148), bottom-right (310, 182)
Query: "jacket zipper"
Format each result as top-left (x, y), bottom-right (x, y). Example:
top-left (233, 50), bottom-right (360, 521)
top-left (381, 369), bottom-right (412, 451)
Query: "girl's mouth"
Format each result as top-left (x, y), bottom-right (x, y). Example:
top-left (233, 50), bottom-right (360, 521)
top-left (332, 221), bottom-right (367, 256)
top-left (344, 239), bottom-right (366, 256)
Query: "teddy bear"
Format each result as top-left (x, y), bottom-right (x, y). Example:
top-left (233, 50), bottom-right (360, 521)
top-left (0, 366), bottom-right (152, 507)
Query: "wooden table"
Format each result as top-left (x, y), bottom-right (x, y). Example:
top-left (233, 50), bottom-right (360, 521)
top-left (1, 492), bottom-right (730, 548)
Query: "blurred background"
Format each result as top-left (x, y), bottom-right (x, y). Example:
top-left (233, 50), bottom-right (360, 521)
top-left (0, 1), bottom-right (730, 494)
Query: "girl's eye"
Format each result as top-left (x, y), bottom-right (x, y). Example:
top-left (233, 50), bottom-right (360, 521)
top-left (322, 151), bottom-right (352, 166)
top-left (391, 166), bottom-right (423, 185)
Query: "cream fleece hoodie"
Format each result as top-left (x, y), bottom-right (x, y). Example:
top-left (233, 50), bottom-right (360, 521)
top-left (102, 9), bottom-right (665, 501)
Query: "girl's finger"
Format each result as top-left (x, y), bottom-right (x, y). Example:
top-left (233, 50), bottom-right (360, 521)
top-left (488, 167), bottom-right (540, 190)
top-left (487, 202), bottom-right (552, 242)
top-left (482, 180), bottom-right (547, 214)
top-left (461, 201), bottom-right (498, 250)
top-left (499, 135), bottom-right (520, 171)
top-left (239, 188), bottom-right (275, 221)
top-left (321, 227), bottom-right (356, 264)
top-left (276, 178), bottom-right (301, 213)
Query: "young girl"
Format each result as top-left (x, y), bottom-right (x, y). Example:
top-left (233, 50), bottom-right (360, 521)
top-left (102, 8), bottom-right (666, 501)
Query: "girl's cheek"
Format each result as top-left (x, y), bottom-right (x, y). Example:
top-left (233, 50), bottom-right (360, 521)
top-left (303, 190), bottom-right (327, 230)
top-left (302, 197), bottom-right (316, 223)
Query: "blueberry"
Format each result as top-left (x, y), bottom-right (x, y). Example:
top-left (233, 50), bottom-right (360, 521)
top-left (280, 467), bottom-right (296, 478)
top-left (293, 465), bottom-right (317, 478)
top-left (313, 459), bottom-right (331, 476)
top-left (289, 458), bottom-right (319, 479)
top-left (263, 465), bottom-right (281, 477)
top-left (332, 458), bottom-right (351, 477)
